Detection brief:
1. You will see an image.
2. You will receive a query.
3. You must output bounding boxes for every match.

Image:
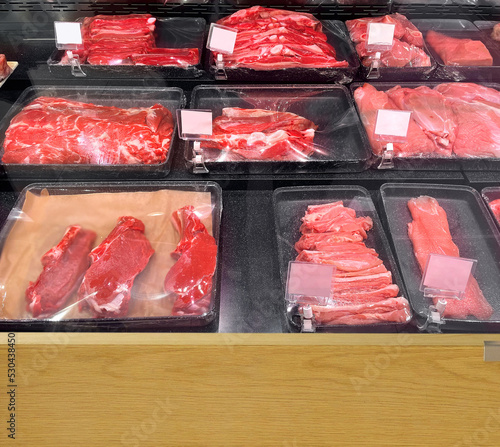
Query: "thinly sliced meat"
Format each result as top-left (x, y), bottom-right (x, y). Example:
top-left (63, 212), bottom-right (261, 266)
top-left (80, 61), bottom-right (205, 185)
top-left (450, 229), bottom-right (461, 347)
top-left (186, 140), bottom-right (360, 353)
top-left (407, 196), bottom-right (493, 320)
top-left (26, 225), bottom-right (96, 318)
top-left (488, 198), bottom-right (500, 223)
top-left (296, 250), bottom-right (384, 272)
top-left (132, 48), bottom-right (199, 67)
top-left (78, 216), bottom-right (154, 318)
top-left (333, 271), bottom-right (394, 293)
top-left (295, 231), bottom-right (366, 252)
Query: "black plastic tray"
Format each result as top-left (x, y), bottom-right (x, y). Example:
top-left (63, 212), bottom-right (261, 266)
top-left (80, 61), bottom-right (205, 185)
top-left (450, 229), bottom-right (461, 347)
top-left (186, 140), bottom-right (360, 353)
top-left (380, 183), bottom-right (500, 332)
top-left (350, 81), bottom-right (500, 171)
top-left (47, 18), bottom-right (207, 79)
top-left (188, 84), bottom-right (372, 175)
top-left (273, 185), bottom-right (411, 333)
top-left (0, 85), bottom-right (185, 180)
top-left (208, 20), bottom-right (360, 84)
top-left (0, 181), bottom-right (222, 331)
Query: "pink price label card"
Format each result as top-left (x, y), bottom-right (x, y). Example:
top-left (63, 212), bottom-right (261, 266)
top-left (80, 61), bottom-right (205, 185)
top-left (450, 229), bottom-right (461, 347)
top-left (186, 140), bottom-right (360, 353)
top-left (420, 254), bottom-right (476, 297)
top-left (374, 109), bottom-right (412, 143)
top-left (286, 261), bottom-right (335, 305)
top-left (177, 109), bottom-right (213, 140)
top-left (54, 22), bottom-right (83, 48)
top-left (207, 24), bottom-right (238, 55)
top-left (367, 23), bottom-right (395, 51)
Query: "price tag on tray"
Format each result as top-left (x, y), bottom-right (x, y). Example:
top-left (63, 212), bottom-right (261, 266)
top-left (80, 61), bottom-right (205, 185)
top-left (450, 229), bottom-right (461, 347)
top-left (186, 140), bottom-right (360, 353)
top-left (374, 109), bottom-right (412, 143)
top-left (54, 21), bottom-right (83, 49)
top-left (367, 23), bottom-right (395, 51)
top-left (420, 254), bottom-right (477, 300)
top-left (286, 261), bottom-right (335, 306)
top-left (176, 109), bottom-right (213, 140)
top-left (207, 24), bottom-right (238, 55)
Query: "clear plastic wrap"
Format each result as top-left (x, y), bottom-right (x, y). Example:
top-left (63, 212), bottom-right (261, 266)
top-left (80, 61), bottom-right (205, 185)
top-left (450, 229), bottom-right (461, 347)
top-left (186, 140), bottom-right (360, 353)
top-left (208, 7), bottom-right (359, 83)
top-left (413, 19), bottom-right (500, 81)
top-left (381, 183), bottom-right (500, 332)
top-left (0, 182), bottom-right (222, 331)
top-left (186, 85), bottom-right (372, 174)
top-left (0, 85), bottom-right (185, 180)
top-left (273, 186), bottom-right (412, 333)
top-left (48, 16), bottom-right (206, 79)
top-left (481, 187), bottom-right (500, 228)
top-left (351, 81), bottom-right (500, 170)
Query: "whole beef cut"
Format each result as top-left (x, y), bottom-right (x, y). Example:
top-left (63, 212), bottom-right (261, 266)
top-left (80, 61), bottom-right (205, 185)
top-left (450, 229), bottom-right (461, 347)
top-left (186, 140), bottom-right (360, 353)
top-left (201, 107), bottom-right (318, 161)
top-left (164, 206), bottom-right (217, 316)
top-left (0, 54), bottom-right (11, 80)
top-left (26, 225), bottom-right (96, 318)
top-left (3, 97), bottom-right (174, 165)
top-left (214, 6), bottom-right (348, 70)
top-left (293, 201), bottom-right (411, 325)
top-left (426, 30), bottom-right (493, 66)
top-left (78, 216), bottom-right (154, 318)
top-left (488, 198), bottom-right (500, 223)
top-left (407, 196), bottom-right (493, 320)
top-left (346, 13), bottom-right (431, 68)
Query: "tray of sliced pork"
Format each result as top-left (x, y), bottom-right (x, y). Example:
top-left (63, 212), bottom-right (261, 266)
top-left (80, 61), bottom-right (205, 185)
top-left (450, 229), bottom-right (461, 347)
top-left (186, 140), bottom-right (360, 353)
top-left (273, 185), bottom-right (412, 332)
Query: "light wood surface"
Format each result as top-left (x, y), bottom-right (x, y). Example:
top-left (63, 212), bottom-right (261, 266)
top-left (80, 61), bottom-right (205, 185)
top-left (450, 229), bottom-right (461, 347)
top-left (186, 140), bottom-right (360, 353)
top-left (2, 333), bottom-right (500, 446)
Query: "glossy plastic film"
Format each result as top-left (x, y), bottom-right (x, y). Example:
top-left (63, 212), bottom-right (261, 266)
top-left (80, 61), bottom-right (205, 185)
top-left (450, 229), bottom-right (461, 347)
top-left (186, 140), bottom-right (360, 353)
top-left (0, 182), bottom-right (222, 331)
top-left (380, 183), bottom-right (500, 332)
top-left (187, 85), bottom-right (371, 175)
top-left (273, 186), bottom-right (412, 333)
top-left (0, 86), bottom-right (185, 180)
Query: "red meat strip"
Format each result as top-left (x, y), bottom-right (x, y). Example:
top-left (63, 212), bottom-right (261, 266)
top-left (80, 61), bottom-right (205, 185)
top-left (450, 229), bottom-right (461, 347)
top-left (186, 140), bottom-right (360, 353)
top-left (488, 199), bottom-right (500, 223)
top-left (353, 83), bottom-right (437, 157)
top-left (492, 23), bottom-right (500, 41)
top-left (426, 30), bottom-right (493, 66)
top-left (296, 250), bottom-right (383, 272)
top-left (215, 6), bottom-right (348, 70)
top-left (407, 196), bottom-right (493, 320)
top-left (0, 54), bottom-right (11, 80)
top-left (202, 107), bottom-right (317, 161)
top-left (78, 216), bottom-right (154, 318)
top-left (3, 97), bottom-right (174, 165)
top-left (164, 206), bottom-right (217, 314)
top-left (295, 231), bottom-right (366, 252)
top-left (26, 225), bottom-right (96, 318)
top-left (132, 48), bottom-right (200, 67)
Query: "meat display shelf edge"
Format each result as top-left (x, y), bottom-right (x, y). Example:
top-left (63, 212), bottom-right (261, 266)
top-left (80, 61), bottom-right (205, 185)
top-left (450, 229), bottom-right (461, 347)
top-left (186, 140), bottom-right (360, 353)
top-left (0, 85), bottom-right (185, 181)
top-left (380, 183), bottom-right (500, 332)
top-left (0, 181), bottom-right (222, 331)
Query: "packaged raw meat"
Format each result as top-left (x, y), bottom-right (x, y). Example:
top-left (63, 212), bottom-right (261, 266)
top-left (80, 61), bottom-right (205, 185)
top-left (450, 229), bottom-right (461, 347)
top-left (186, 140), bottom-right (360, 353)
top-left (0, 182), bottom-right (222, 331)
top-left (209, 7), bottom-right (359, 83)
top-left (274, 186), bottom-right (411, 332)
top-left (381, 183), bottom-right (500, 332)
top-left (0, 86), bottom-right (184, 180)
top-left (0, 54), bottom-right (12, 80)
top-left (481, 187), bottom-right (500, 229)
top-left (187, 85), bottom-right (371, 174)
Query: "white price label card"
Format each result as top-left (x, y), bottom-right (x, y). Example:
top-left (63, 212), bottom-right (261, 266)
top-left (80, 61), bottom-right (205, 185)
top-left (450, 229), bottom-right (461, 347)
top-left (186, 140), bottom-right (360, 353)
top-left (420, 254), bottom-right (476, 299)
top-left (374, 109), bottom-right (412, 143)
top-left (367, 23), bottom-right (395, 51)
top-left (207, 23), bottom-right (237, 55)
top-left (177, 109), bottom-right (213, 140)
top-left (54, 21), bottom-right (83, 48)
top-left (286, 262), bottom-right (335, 306)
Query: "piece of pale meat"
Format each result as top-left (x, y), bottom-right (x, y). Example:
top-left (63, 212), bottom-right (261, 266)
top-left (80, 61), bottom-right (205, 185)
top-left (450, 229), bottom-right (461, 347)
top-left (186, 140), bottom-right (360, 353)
top-left (488, 199), bottom-right (500, 224)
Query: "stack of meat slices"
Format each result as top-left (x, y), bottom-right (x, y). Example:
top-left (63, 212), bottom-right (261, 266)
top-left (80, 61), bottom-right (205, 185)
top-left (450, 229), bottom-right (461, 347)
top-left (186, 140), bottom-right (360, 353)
top-left (294, 201), bottom-right (411, 325)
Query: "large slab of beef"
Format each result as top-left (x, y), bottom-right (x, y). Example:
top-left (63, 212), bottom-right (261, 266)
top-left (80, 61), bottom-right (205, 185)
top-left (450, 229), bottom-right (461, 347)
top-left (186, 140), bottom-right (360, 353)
top-left (294, 201), bottom-right (411, 325)
top-left (25, 225), bottom-right (96, 318)
top-left (78, 216), bottom-right (154, 318)
top-left (3, 96), bottom-right (174, 165)
top-left (201, 107), bottom-right (318, 161)
top-left (346, 14), bottom-right (431, 68)
top-left (64, 14), bottom-right (199, 67)
top-left (354, 82), bottom-right (500, 158)
top-left (214, 6), bottom-right (348, 70)
top-left (407, 196), bottom-right (493, 320)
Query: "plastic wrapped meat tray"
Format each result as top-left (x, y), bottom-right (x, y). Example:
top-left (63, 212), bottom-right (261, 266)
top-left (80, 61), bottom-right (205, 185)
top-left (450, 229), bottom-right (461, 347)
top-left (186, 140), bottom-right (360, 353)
top-left (481, 187), bottom-right (500, 229)
top-left (48, 18), bottom-right (207, 79)
top-left (0, 182), bottom-right (222, 331)
top-left (380, 183), bottom-right (500, 332)
top-left (351, 82), bottom-right (500, 171)
top-left (0, 86), bottom-right (184, 180)
top-left (187, 85), bottom-right (372, 175)
top-left (413, 19), bottom-right (500, 82)
top-left (273, 186), bottom-right (411, 333)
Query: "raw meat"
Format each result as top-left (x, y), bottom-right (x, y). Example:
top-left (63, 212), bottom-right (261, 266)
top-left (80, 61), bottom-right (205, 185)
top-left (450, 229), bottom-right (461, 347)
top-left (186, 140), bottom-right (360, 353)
top-left (346, 14), bottom-right (431, 68)
top-left (3, 97), bottom-right (174, 165)
top-left (492, 23), bottom-right (500, 42)
top-left (0, 54), bottom-right (11, 80)
top-left (435, 83), bottom-right (500, 108)
top-left (131, 48), bottom-right (200, 68)
top-left (202, 108), bottom-right (318, 161)
top-left (78, 216), bottom-right (154, 318)
top-left (488, 198), bottom-right (500, 223)
top-left (407, 196), bottom-right (493, 320)
top-left (426, 30), bottom-right (493, 66)
top-left (26, 225), bottom-right (96, 318)
top-left (214, 6), bottom-right (349, 70)
top-left (164, 206), bottom-right (217, 315)
top-left (293, 201), bottom-right (411, 325)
